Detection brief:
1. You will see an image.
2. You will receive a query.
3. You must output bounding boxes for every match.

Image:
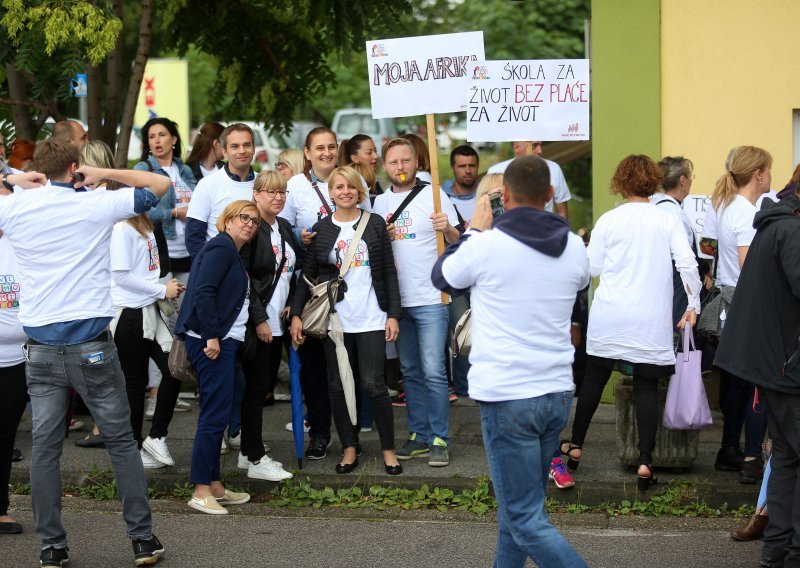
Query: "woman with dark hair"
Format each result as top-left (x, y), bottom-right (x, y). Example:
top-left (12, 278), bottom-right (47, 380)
top-left (185, 122), bottom-right (225, 181)
top-left (338, 135), bottom-right (382, 198)
top-left (560, 155), bottom-right (701, 489)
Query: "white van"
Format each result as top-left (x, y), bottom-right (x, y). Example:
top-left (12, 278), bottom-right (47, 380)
top-left (331, 109), bottom-right (397, 152)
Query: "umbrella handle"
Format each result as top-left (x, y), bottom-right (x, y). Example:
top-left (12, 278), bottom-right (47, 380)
top-left (326, 278), bottom-right (341, 314)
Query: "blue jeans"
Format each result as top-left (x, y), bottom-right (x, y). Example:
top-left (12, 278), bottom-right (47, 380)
top-left (396, 304), bottom-right (449, 444)
top-left (186, 336), bottom-right (241, 485)
top-left (480, 392), bottom-right (587, 568)
top-left (26, 335), bottom-right (153, 548)
top-left (227, 361), bottom-right (246, 437)
top-left (447, 294), bottom-right (471, 397)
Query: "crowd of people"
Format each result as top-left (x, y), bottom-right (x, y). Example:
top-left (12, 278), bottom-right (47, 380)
top-left (0, 117), bottom-right (798, 568)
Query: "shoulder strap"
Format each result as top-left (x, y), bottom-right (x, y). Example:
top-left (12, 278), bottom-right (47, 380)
top-left (311, 180), bottom-right (333, 216)
top-left (453, 203), bottom-right (465, 227)
top-left (387, 181), bottom-right (427, 224)
top-left (261, 231), bottom-right (287, 305)
top-left (144, 159), bottom-right (154, 172)
top-left (338, 212), bottom-right (371, 278)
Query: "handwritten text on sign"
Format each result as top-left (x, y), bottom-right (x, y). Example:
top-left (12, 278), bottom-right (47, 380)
top-left (466, 59), bottom-right (590, 142)
top-left (366, 31), bottom-right (485, 119)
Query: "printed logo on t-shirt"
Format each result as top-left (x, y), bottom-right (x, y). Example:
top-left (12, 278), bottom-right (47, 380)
top-left (317, 205), bottom-right (330, 223)
top-left (333, 238), bottom-right (370, 269)
top-left (0, 274), bottom-right (20, 309)
top-left (174, 179), bottom-right (192, 205)
top-left (272, 243), bottom-right (295, 275)
top-left (147, 237), bottom-right (160, 272)
top-left (385, 211), bottom-right (416, 240)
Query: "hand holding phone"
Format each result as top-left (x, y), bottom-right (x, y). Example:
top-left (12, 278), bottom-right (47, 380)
top-left (488, 192), bottom-right (504, 218)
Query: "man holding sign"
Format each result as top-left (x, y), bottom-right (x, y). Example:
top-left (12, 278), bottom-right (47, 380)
top-left (372, 138), bottom-right (462, 467)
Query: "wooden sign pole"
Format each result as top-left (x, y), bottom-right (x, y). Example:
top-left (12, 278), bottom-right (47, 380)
top-left (425, 113), bottom-right (448, 304)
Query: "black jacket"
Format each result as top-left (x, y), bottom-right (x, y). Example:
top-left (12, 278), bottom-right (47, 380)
top-left (714, 195), bottom-right (800, 393)
top-left (240, 216), bottom-right (300, 326)
top-left (290, 211), bottom-right (402, 320)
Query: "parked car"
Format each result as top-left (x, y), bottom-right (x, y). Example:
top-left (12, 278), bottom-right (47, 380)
top-left (332, 108), bottom-right (398, 152)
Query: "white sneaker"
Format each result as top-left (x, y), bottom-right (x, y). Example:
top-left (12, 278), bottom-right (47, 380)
top-left (144, 396), bottom-right (157, 420)
top-left (140, 448), bottom-right (167, 469)
top-left (238, 451), bottom-right (281, 470)
top-left (285, 420), bottom-right (310, 433)
top-left (142, 436), bottom-right (175, 466)
top-left (248, 455), bottom-right (293, 481)
top-left (174, 399), bottom-right (192, 412)
top-left (227, 431), bottom-right (241, 449)
top-left (220, 437), bottom-right (228, 455)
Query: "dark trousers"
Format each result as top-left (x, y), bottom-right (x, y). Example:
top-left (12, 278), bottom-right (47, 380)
top-left (763, 389), bottom-right (800, 564)
top-left (0, 363), bottom-right (27, 516)
top-left (114, 307), bottom-right (180, 445)
top-left (186, 335), bottom-right (241, 485)
top-left (720, 369), bottom-right (768, 456)
top-left (299, 337), bottom-right (331, 440)
top-left (323, 331), bottom-right (395, 451)
top-left (241, 338), bottom-right (283, 461)
top-left (571, 356), bottom-right (662, 465)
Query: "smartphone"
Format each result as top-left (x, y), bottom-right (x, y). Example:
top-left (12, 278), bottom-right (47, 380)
top-left (489, 192), bottom-right (504, 218)
top-left (70, 172), bottom-right (85, 183)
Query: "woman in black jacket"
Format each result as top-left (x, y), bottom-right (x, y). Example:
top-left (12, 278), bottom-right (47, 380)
top-left (290, 166), bottom-right (402, 475)
top-left (237, 170), bottom-right (296, 482)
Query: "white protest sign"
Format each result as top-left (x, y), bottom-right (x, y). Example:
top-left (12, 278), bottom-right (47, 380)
top-left (683, 194), bottom-right (713, 259)
top-left (366, 31), bottom-right (485, 119)
top-left (466, 59), bottom-right (590, 142)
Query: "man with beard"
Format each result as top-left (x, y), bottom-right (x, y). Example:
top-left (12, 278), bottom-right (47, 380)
top-left (442, 145), bottom-right (479, 227)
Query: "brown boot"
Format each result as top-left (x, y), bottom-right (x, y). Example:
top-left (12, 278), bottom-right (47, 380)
top-left (731, 514), bottom-right (768, 541)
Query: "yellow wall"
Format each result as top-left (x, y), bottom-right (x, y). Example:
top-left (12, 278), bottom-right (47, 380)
top-left (661, 0), bottom-right (800, 195)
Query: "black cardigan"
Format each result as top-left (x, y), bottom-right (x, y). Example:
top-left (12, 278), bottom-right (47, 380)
top-left (290, 211), bottom-right (402, 321)
top-left (240, 216), bottom-right (300, 326)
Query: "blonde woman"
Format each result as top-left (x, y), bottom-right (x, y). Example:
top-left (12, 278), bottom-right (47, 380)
top-left (275, 148), bottom-right (304, 182)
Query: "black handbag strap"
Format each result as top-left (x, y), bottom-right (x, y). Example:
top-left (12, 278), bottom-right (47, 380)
top-left (261, 232), bottom-right (287, 305)
top-left (387, 181), bottom-right (427, 224)
top-left (311, 180), bottom-right (333, 216)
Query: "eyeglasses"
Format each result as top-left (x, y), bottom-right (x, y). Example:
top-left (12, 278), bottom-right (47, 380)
top-left (274, 162), bottom-right (288, 169)
top-left (255, 189), bottom-right (288, 199)
top-left (238, 214), bottom-right (259, 226)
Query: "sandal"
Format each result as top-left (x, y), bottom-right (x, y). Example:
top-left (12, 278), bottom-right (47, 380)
top-left (637, 464), bottom-right (658, 491)
top-left (559, 439), bottom-right (582, 470)
top-left (75, 431), bottom-right (105, 448)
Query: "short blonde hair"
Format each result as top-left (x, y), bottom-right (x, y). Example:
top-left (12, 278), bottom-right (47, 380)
top-left (253, 169), bottom-right (286, 192)
top-left (476, 173), bottom-right (504, 199)
top-left (278, 148), bottom-right (303, 177)
top-left (216, 199), bottom-right (258, 234)
top-left (328, 166), bottom-right (367, 204)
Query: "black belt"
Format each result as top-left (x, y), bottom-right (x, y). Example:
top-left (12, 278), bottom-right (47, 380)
top-left (27, 330), bottom-right (112, 346)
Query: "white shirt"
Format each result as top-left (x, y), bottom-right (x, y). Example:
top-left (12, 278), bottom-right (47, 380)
top-left (186, 167), bottom-right (254, 241)
top-left (0, 185), bottom-right (138, 327)
top-left (487, 158), bottom-right (571, 212)
top-left (264, 220), bottom-right (295, 337)
top-left (164, 163), bottom-right (192, 259)
top-left (441, 226), bottom-right (590, 402)
top-left (280, 173), bottom-right (371, 231)
top-left (716, 195), bottom-right (758, 287)
top-left (0, 226), bottom-right (26, 365)
top-left (651, 193), bottom-right (695, 247)
top-left (372, 184), bottom-right (459, 307)
top-left (199, 164), bottom-right (218, 178)
top-left (448, 194), bottom-right (477, 228)
top-left (328, 215), bottom-right (386, 333)
top-left (702, 190), bottom-right (777, 241)
top-left (110, 222), bottom-right (165, 309)
top-left (587, 203), bottom-right (702, 365)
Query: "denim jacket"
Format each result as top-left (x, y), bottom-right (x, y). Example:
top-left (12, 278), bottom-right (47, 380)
top-left (133, 155), bottom-right (197, 239)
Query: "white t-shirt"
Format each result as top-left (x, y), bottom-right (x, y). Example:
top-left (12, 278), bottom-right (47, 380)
top-left (199, 164), bottom-right (218, 178)
top-left (716, 195), bottom-right (758, 287)
top-left (0, 185), bottom-right (138, 326)
top-left (417, 171), bottom-right (433, 184)
top-left (186, 167), bottom-right (254, 241)
top-left (264, 220), bottom-right (296, 337)
top-left (587, 203), bottom-right (702, 365)
top-left (0, 228), bottom-right (26, 365)
top-left (110, 222), bottom-right (165, 309)
top-left (651, 193), bottom-right (695, 247)
top-left (328, 215), bottom-right (386, 333)
top-left (279, 173), bottom-right (371, 231)
top-left (487, 158), bottom-right (571, 213)
top-left (441, 227), bottom-right (589, 402)
top-left (372, 184), bottom-right (459, 307)
top-left (226, 294), bottom-right (250, 341)
top-left (164, 163), bottom-right (192, 259)
top-left (701, 190), bottom-right (777, 241)
top-left (449, 194), bottom-right (476, 228)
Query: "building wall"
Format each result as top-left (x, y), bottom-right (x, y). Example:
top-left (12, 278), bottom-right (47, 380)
top-left (590, 0), bottom-right (661, 222)
top-left (660, 0), bottom-right (800, 197)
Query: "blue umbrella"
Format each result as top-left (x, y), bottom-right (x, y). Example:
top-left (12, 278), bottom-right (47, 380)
top-left (288, 342), bottom-right (305, 469)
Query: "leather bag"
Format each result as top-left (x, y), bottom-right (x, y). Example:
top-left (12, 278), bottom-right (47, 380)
top-left (168, 336), bottom-right (197, 387)
top-left (453, 308), bottom-right (472, 357)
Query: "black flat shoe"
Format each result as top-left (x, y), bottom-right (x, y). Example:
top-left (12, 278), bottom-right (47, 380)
top-left (335, 458), bottom-right (358, 474)
top-left (384, 462), bottom-right (403, 475)
top-left (0, 521), bottom-right (23, 534)
top-left (75, 431), bottom-right (105, 448)
top-left (637, 464), bottom-right (658, 491)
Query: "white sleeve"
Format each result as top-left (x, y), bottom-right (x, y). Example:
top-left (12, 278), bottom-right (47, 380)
top-left (733, 208), bottom-right (757, 247)
top-left (110, 224), bottom-right (136, 272)
top-left (550, 163), bottom-right (571, 203)
top-left (670, 218), bottom-right (702, 313)
top-left (586, 216), bottom-right (606, 278)
top-left (439, 189), bottom-right (460, 226)
top-left (105, 188), bottom-right (138, 222)
top-left (112, 271), bottom-right (166, 300)
top-left (441, 233), bottom-right (484, 290)
top-left (186, 178), bottom-right (211, 222)
top-left (278, 181), bottom-right (298, 226)
top-left (700, 204), bottom-right (718, 240)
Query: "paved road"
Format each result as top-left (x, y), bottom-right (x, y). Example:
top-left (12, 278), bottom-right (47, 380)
top-left (3, 497), bottom-right (762, 567)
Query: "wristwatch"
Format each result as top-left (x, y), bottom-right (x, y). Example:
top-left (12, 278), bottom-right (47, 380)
top-left (1, 173), bottom-right (13, 191)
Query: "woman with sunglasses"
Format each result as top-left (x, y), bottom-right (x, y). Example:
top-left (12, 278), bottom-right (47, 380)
top-left (237, 171), bottom-right (297, 482)
top-left (175, 200), bottom-right (259, 515)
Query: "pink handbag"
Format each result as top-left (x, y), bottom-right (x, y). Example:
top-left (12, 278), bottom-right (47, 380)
top-left (663, 328), bottom-right (713, 430)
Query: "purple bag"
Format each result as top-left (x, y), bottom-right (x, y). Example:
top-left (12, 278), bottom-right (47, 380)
top-left (663, 327), bottom-right (713, 430)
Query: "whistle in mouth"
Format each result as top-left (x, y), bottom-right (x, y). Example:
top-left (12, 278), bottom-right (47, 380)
top-left (399, 173), bottom-right (406, 183)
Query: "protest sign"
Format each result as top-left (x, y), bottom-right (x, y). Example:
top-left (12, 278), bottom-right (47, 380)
top-left (466, 59), bottom-right (590, 142)
top-left (366, 31), bottom-right (485, 119)
top-left (683, 195), bottom-right (713, 259)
